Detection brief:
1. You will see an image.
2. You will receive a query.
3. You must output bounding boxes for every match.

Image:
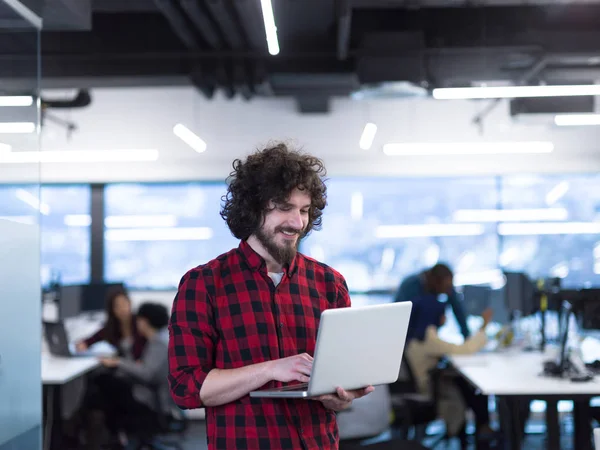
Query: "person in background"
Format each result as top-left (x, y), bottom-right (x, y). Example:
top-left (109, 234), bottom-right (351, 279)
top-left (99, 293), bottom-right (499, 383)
top-left (395, 263), bottom-right (470, 339)
top-left (87, 302), bottom-right (171, 449)
top-left (404, 294), bottom-right (494, 443)
top-left (168, 143), bottom-right (373, 450)
top-left (76, 288), bottom-right (146, 360)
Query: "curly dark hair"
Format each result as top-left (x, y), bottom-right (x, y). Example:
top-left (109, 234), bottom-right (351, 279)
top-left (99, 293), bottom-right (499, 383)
top-left (220, 142), bottom-right (327, 240)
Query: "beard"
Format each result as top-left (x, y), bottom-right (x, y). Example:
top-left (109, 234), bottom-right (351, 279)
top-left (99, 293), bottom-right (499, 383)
top-left (255, 225), bottom-right (303, 267)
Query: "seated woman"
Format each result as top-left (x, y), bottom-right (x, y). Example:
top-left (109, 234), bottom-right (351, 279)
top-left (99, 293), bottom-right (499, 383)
top-left (76, 288), bottom-right (146, 360)
top-left (88, 302), bottom-right (171, 448)
top-left (405, 294), bottom-right (494, 442)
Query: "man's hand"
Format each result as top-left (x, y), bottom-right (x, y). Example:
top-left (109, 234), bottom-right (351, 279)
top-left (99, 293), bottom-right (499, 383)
top-left (267, 353), bottom-right (313, 383)
top-left (315, 386), bottom-right (375, 411)
top-left (99, 357), bottom-right (120, 368)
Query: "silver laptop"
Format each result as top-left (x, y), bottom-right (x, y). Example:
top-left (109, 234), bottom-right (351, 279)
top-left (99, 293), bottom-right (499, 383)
top-left (249, 301), bottom-right (413, 399)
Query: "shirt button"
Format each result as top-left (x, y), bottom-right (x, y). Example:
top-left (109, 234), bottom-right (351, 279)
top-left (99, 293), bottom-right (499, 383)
top-left (279, 322), bottom-right (284, 328)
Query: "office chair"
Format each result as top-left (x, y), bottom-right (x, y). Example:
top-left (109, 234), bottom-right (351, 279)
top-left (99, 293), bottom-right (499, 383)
top-left (121, 384), bottom-right (188, 450)
top-left (389, 356), bottom-right (450, 448)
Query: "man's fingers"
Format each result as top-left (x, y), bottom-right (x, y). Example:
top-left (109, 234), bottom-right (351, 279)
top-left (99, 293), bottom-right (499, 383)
top-left (336, 387), bottom-right (352, 402)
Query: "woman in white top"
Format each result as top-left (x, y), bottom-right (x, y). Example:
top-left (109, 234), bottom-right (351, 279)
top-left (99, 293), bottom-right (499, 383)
top-left (404, 294), bottom-right (494, 440)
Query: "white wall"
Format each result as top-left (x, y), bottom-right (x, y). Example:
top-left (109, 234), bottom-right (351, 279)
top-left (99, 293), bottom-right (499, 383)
top-left (0, 220), bottom-right (41, 445)
top-left (2, 86), bottom-right (600, 184)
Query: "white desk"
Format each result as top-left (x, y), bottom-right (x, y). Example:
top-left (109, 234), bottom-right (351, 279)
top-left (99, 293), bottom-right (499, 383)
top-left (41, 354), bottom-right (100, 385)
top-left (449, 350), bottom-right (598, 450)
top-left (450, 351), bottom-right (600, 397)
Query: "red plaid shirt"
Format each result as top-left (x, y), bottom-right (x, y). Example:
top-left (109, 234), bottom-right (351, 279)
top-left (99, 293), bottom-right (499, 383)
top-left (168, 240), bottom-right (350, 450)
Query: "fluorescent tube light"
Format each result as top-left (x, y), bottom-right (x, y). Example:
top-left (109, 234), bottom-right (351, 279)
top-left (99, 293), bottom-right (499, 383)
top-left (383, 141), bottom-right (554, 156)
top-left (0, 215), bottom-right (36, 225)
top-left (15, 188), bottom-right (50, 215)
top-left (0, 122), bottom-right (35, 133)
top-left (554, 114), bottom-right (600, 126)
top-left (64, 214), bottom-right (92, 227)
top-left (105, 227), bottom-right (213, 242)
top-left (0, 143), bottom-right (11, 152)
top-left (453, 208), bottom-right (568, 222)
top-left (433, 84), bottom-right (600, 100)
top-left (546, 181), bottom-right (569, 205)
top-left (0, 149), bottom-right (159, 163)
top-left (173, 124), bottom-right (207, 153)
top-left (105, 215), bottom-right (178, 228)
top-left (454, 269), bottom-right (506, 288)
top-left (359, 123), bottom-right (377, 150)
top-left (260, 0), bottom-right (280, 55)
top-left (0, 96), bottom-right (33, 107)
top-left (375, 223), bottom-right (485, 238)
top-left (498, 222), bottom-right (600, 236)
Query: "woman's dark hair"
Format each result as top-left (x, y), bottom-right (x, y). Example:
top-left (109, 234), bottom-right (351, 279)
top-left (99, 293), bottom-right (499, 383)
top-left (137, 302), bottom-right (169, 330)
top-left (220, 142), bottom-right (327, 240)
top-left (104, 288), bottom-right (131, 346)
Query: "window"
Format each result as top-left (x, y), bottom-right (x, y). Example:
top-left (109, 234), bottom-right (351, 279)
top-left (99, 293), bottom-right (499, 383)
top-left (301, 177), bottom-right (501, 294)
top-left (0, 184), bottom-right (91, 287)
top-left (499, 174), bottom-right (600, 288)
top-left (104, 183), bottom-right (238, 289)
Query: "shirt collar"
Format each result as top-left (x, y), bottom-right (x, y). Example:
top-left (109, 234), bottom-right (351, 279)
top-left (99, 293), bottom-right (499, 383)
top-left (238, 240), bottom-right (298, 276)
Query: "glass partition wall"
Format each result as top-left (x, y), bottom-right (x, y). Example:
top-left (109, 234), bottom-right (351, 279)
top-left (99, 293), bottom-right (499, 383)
top-left (0, 2), bottom-right (42, 449)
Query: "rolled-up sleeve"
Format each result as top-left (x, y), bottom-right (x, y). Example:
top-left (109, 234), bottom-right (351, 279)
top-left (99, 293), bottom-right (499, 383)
top-left (168, 268), bottom-right (216, 409)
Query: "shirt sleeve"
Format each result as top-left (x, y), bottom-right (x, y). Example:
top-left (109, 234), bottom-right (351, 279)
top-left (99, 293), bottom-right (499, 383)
top-left (447, 288), bottom-right (470, 339)
top-left (336, 277), bottom-right (351, 308)
top-left (83, 327), bottom-right (106, 346)
top-left (168, 268), bottom-right (217, 409)
top-left (118, 339), bottom-right (166, 384)
top-left (423, 326), bottom-right (487, 357)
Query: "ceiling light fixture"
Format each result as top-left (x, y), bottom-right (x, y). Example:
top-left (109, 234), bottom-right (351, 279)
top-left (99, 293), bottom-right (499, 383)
top-left (554, 114), bottom-right (600, 126)
top-left (433, 84), bottom-right (600, 100)
top-left (0, 149), bottom-right (159, 163)
top-left (0, 96), bottom-right (34, 107)
top-left (173, 123), bottom-right (207, 153)
top-left (260, 0), bottom-right (280, 55)
top-left (383, 141), bottom-right (554, 156)
top-left (359, 122), bottom-right (377, 150)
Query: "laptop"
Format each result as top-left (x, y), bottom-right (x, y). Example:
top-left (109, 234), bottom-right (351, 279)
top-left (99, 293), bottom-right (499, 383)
top-left (43, 321), bottom-right (95, 358)
top-left (249, 301), bottom-right (413, 399)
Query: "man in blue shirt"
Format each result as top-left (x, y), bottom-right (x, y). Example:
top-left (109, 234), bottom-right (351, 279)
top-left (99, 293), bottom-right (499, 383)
top-left (394, 263), bottom-right (470, 339)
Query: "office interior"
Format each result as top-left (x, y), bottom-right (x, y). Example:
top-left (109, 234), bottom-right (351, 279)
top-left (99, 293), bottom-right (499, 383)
top-left (3, 0), bottom-right (600, 449)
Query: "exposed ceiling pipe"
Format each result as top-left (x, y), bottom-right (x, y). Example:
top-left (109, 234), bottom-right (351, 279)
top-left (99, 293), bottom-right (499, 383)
top-left (178, 0), bottom-right (224, 49)
top-left (337, 0), bottom-right (352, 60)
top-left (153, 0), bottom-right (200, 50)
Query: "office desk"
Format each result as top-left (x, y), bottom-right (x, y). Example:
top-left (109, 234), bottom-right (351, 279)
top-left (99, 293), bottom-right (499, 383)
top-left (449, 350), bottom-right (599, 450)
top-left (42, 355), bottom-right (100, 385)
top-left (42, 354), bottom-right (101, 450)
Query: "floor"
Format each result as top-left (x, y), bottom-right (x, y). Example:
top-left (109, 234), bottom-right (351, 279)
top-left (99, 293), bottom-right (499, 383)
top-left (175, 418), bottom-right (581, 450)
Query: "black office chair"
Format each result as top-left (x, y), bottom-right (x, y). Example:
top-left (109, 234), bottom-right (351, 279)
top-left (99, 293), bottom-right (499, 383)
top-left (121, 384), bottom-right (188, 450)
top-left (389, 356), bottom-right (450, 447)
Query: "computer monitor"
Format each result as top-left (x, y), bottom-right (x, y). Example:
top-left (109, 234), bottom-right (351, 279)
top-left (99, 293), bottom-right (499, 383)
top-left (80, 282), bottom-right (126, 313)
top-left (577, 289), bottom-right (600, 331)
top-left (503, 272), bottom-right (535, 316)
top-left (59, 285), bottom-right (83, 320)
top-left (462, 285), bottom-right (491, 317)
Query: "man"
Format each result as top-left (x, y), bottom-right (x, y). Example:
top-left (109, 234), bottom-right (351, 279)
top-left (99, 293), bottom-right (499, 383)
top-left (394, 263), bottom-right (470, 339)
top-left (168, 143), bottom-right (373, 450)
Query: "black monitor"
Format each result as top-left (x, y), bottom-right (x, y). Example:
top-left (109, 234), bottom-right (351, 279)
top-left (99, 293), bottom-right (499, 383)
top-left (577, 289), bottom-right (600, 331)
top-left (59, 285), bottom-right (83, 320)
top-left (462, 285), bottom-right (491, 316)
top-left (503, 272), bottom-right (535, 316)
top-left (80, 282), bottom-right (126, 313)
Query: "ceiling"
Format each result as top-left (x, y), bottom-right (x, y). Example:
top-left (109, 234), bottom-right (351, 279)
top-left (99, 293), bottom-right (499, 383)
top-left (3, 0), bottom-right (600, 113)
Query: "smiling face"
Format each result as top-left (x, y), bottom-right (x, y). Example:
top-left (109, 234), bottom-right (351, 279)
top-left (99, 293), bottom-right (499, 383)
top-left (253, 187), bottom-right (311, 267)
